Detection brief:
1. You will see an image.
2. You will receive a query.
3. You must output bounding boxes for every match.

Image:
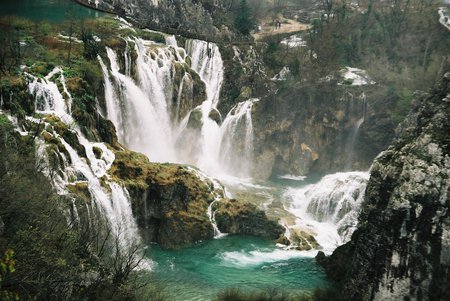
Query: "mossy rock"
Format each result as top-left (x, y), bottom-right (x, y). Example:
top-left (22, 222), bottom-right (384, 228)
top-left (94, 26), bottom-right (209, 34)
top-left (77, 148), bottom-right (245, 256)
top-left (215, 199), bottom-right (284, 240)
top-left (208, 108), bottom-right (222, 125)
top-left (289, 229), bottom-right (319, 251)
top-left (67, 182), bottom-right (91, 203)
top-left (92, 146), bottom-right (103, 159)
top-left (187, 109), bottom-right (203, 130)
top-left (108, 149), bottom-right (223, 248)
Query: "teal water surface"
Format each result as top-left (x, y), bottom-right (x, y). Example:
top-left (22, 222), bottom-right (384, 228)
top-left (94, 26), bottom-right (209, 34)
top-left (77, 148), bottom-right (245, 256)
top-left (0, 0), bottom-right (105, 22)
top-left (146, 235), bottom-right (328, 301)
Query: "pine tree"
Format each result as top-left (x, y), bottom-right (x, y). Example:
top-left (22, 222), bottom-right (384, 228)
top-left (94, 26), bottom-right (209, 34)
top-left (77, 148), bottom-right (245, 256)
top-left (234, 0), bottom-right (255, 35)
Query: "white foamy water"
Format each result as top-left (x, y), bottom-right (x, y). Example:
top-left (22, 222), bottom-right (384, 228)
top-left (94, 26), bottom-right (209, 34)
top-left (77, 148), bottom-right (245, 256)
top-left (278, 174), bottom-right (307, 181)
top-left (220, 247), bottom-right (315, 267)
top-left (284, 171), bottom-right (369, 253)
top-left (26, 66), bottom-right (145, 257)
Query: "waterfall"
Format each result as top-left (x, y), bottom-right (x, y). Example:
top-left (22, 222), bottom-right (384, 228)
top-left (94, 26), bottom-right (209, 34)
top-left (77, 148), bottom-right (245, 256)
top-left (187, 166), bottom-right (230, 238)
top-left (219, 99), bottom-right (258, 177)
top-left (28, 67), bottom-right (70, 121)
top-left (345, 92), bottom-right (367, 169)
top-left (186, 39), bottom-right (223, 106)
top-left (104, 45), bottom-right (176, 161)
top-left (26, 67), bottom-right (143, 253)
top-left (124, 39), bottom-right (132, 77)
top-left (99, 37), bottom-right (260, 179)
top-left (284, 171), bottom-right (369, 253)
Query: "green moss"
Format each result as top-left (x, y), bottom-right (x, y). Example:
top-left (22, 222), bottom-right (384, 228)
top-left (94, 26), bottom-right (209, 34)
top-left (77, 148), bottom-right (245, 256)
top-left (67, 182), bottom-right (91, 203)
top-left (136, 30), bottom-right (166, 43)
top-left (0, 114), bottom-right (13, 131)
top-left (187, 109), bottom-right (203, 130)
top-left (92, 146), bottom-right (103, 159)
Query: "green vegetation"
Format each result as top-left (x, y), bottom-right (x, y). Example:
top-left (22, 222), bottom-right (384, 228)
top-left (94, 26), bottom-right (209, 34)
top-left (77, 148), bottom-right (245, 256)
top-left (214, 287), bottom-right (344, 301)
top-left (0, 114), bottom-right (162, 300)
top-left (235, 0), bottom-right (256, 35)
top-left (257, 0), bottom-right (449, 126)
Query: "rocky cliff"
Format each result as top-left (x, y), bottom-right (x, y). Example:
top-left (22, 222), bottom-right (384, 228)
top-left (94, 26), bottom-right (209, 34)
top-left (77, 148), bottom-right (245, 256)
top-left (251, 81), bottom-right (393, 179)
top-left (102, 0), bottom-right (236, 40)
top-left (317, 72), bottom-right (450, 300)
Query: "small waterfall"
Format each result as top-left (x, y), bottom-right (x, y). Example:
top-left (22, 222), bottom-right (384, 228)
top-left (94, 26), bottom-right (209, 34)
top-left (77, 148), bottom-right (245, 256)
top-left (345, 93), bottom-right (367, 169)
top-left (207, 200), bottom-right (225, 238)
top-left (284, 171), bottom-right (369, 253)
top-left (187, 166), bottom-right (229, 238)
top-left (28, 67), bottom-right (70, 121)
top-left (186, 39), bottom-right (223, 107)
top-left (165, 35), bottom-right (177, 47)
top-left (124, 39), bottom-right (132, 77)
top-left (219, 99), bottom-right (258, 177)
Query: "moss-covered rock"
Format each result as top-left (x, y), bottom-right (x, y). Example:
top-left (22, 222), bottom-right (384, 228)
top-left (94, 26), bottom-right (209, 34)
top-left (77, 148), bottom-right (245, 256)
top-left (215, 199), bottom-right (284, 240)
top-left (186, 109), bottom-right (203, 130)
top-left (208, 108), bottom-right (222, 125)
top-left (108, 149), bottom-right (220, 248)
top-left (43, 115), bottom-right (86, 158)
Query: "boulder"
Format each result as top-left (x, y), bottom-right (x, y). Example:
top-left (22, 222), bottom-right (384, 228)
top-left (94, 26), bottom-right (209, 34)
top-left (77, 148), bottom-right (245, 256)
top-left (215, 199), bottom-right (284, 239)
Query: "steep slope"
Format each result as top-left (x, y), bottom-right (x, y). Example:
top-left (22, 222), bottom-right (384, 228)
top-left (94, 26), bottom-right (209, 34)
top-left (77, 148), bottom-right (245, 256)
top-left (317, 71), bottom-right (450, 300)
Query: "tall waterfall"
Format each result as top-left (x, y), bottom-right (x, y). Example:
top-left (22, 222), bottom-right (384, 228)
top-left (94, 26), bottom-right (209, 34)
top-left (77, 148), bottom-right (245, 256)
top-left (100, 44), bottom-right (176, 161)
top-left (284, 171), bottom-right (369, 253)
top-left (27, 67), bottom-right (142, 252)
top-left (99, 37), bottom-right (256, 178)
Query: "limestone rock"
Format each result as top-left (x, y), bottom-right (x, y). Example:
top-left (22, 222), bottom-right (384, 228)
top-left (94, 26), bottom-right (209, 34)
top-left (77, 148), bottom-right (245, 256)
top-left (108, 149), bottom-right (220, 248)
top-left (215, 199), bottom-right (284, 239)
top-left (318, 73), bottom-right (450, 300)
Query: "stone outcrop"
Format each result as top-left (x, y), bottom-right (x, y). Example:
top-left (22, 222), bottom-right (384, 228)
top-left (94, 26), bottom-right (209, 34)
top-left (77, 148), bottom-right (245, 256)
top-left (215, 199), bottom-right (284, 239)
top-left (108, 149), bottom-right (282, 248)
top-left (109, 150), bottom-right (219, 248)
top-left (317, 73), bottom-right (450, 300)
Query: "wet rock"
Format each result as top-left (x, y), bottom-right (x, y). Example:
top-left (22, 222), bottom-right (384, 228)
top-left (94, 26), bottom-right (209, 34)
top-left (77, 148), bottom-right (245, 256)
top-left (289, 229), bottom-right (319, 251)
top-left (208, 108), bottom-right (222, 125)
top-left (318, 74), bottom-right (450, 300)
top-left (109, 150), bottom-right (220, 248)
top-left (215, 199), bottom-right (284, 239)
top-left (186, 109), bottom-right (203, 130)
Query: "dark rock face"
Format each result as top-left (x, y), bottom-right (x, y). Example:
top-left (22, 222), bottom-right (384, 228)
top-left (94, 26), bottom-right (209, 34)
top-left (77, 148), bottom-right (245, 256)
top-left (111, 0), bottom-right (235, 41)
top-left (251, 83), bottom-right (391, 179)
top-left (318, 73), bottom-right (450, 300)
top-left (215, 199), bottom-right (284, 239)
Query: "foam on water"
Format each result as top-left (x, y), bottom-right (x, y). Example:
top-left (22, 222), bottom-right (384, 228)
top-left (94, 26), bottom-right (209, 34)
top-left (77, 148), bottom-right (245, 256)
top-left (284, 171), bottom-right (369, 253)
top-left (220, 247), bottom-right (315, 267)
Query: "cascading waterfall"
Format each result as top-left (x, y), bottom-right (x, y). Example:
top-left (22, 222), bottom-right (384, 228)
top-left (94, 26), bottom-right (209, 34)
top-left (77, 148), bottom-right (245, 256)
top-left (26, 67), bottom-right (143, 252)
top-left (284, 171), bottom-right (369, 253)
top-left (185, 39), bottom-right (223, 106)
top-left (219, 98), bottom-right (259, 177)
top-left (103, 44), bottom-right (176, 161)
top-left (99, 36), bottom-right (256, 178)
top-left (96, 32), bottom-right (370, 252)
